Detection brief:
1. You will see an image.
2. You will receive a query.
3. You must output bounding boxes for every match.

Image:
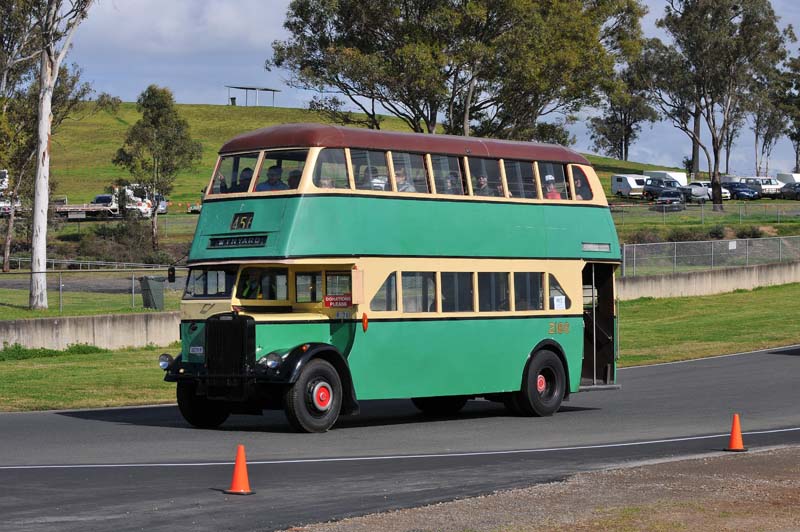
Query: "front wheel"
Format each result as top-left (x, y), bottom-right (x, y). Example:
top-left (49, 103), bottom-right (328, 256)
top-left (412, 396), bottom-right (468, 417)
top-left (516, 350), bottom-right (566, 417)
top-left (284, 359), bottom-right (342, 433)
top-left (177, 381), bottom-right (230, 428)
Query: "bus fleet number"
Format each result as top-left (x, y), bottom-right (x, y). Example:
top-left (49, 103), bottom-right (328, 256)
top-left (548, 322), bottom-right (570, 335)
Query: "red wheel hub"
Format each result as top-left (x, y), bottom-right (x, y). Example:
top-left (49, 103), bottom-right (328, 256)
top-left (311, 382), bottom-right (332, 411)
top-left (536, 374), bottom-right (547, 393)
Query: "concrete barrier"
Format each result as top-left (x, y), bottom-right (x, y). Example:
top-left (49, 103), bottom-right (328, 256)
top-left (0, 312), bottom-right (180, 350)
top-left (618, 261), bottom-right (800, 301)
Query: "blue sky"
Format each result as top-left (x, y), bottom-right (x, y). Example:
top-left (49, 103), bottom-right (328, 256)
top-left (69, 0), bottom-right (800, 175)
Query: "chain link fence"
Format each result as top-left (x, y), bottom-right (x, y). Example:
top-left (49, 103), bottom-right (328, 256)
top-left (611, 202), bottom-right (800, 226)
top-left (0, 267), bottom-right (188, 316)
top-left (622, 236), bottom-right (800, 277)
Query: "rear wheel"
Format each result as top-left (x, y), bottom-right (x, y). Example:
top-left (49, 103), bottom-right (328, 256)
top-left (516, 350), bottom-right (566, 417)
top-left (177, 381), bottom-right (230, 428)
top-left (411, 396), bottom-right (468, 417)
top-left (284, 359), bottom-right (342, 433)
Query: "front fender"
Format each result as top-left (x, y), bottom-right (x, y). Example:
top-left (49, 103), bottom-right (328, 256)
top-left (283, 343), bottom-right (359, 415)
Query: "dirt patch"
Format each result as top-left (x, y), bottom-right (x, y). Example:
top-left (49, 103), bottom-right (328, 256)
top-left (759, 225), bottom-right (779, 237)
top-left (285, 446), bottom-right (800, 532)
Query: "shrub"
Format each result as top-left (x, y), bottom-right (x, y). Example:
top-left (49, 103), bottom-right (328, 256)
top-left (736, 226), bottom-right (763, 239)
top-left (625, 228), bottom-right (662, 244)
top-left (707, 225), bottom-right (725, 239)
top-left (665, 227), bottom-right (705, 242)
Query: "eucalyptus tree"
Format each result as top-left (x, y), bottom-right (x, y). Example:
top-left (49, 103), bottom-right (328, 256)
top-left (270, 0), bottom-right (645, 139)
top-left (113, 85), bottom-right (202, 251)
top-left (750, 72), bottom-right (788, 177)
top-left (641, 0), bottom-right (791, 209)
top-left (588, 65), bottom-right (658, 160)
top-left (29, 0), bottom-right (93, 309)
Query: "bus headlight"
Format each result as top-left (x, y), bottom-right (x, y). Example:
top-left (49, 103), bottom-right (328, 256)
top-left (158, 353), bottom-right (174, 370)
top-left (260, 353), bottom-right (283, 370)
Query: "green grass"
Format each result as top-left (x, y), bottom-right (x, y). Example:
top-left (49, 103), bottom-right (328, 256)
top-left (1, 283), bottom-right (799, 410)
top-left (0, 285), bottom-right (181, 320)
top-left (618, 283), bottom-right (800, 365)
top-left (0, 344), bottom-right (174, 411)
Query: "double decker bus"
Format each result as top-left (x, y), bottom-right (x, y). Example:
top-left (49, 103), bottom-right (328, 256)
top-left (159, 123), bottom-right (621, 432)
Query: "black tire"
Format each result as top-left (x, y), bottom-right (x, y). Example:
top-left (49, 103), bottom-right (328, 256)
top-left (517, 350), bottom-right (566, 417)
top-left (411, 396), bottom-right (468, 417)
top-left (176, 381), bottom-right (230, 429)
top-left (284, 358), bottom-right (342, 433)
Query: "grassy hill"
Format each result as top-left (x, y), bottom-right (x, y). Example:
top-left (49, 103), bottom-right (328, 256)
top-left (49, 103), bottom-right (682, 204)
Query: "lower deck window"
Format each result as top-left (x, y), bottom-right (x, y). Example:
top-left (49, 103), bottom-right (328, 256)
top-left (296, 272), bottom-right (322, 302)
top-left (514, 272), bottom-right (544, 310)
top-left (441, 272), bottom-right (473, 312)
top-left (370, 273), bottom-right (397, 311)
top-left (183, 267), bottom-right (237, 299)
top-left (478, 272), bottom-right (510, 311)
top-left (549, 274), bottom-right (571, 310)
top-left (237, 268), bottom-right (288, 300)
top-left (402, 272), bottom-right (436, 313)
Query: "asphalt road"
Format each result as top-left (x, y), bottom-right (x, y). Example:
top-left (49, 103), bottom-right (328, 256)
top-left (1, 346), bottom-right (799, 531)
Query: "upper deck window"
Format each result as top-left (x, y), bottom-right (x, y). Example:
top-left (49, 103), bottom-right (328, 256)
top-left (392, 152), bottom-right (430, 193)
top-left (538, 162), bottom-right (569, 200)
top-left (430, 154), bottom-right (466, 195)
top-left (469, 158), bottom-right (503, 197)
top-left (571, 166), bottom-right (593, 201)
top-left (351, 149), bottom-right (389, 191)
top-left (253, 149), bottom-right (308, 192)
top-left (211, 153), bottom-right (259, 194)
top-left (504, 160), bottom-right (538, 199)
top-left (313, 149), bottom-right (349, 189)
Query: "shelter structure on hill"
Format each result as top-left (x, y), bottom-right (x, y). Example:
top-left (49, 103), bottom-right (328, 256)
top-left (225, 85), bottom-right (281, 107)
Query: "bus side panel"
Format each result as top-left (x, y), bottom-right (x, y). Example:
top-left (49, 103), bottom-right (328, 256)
top-left (347, 316), bottom-right (584, 400)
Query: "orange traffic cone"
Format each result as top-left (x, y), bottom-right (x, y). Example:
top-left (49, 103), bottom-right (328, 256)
top-left (724, 413), bottom-right (747, 452)
top-left (224, 444), bottom-right (255, 495)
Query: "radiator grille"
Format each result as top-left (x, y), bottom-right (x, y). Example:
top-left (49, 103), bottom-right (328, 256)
top-left (204, 314), bottom-right (255, 377)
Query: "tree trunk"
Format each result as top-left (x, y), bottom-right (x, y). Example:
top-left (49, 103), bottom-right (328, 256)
top-left (462, 77), bottom-right (476, 136)
top-left (151, 210), bottom-right (159, 251)
top-left (2, 174), bottom-right (25, 272)
top-left (30, 52), bottom-right (55, 310)
top-left (691, 105), bottom-right (701, 177)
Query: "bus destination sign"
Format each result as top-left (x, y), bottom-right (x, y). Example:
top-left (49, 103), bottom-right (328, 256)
top-left (208, 235), bottom-right (267, 249)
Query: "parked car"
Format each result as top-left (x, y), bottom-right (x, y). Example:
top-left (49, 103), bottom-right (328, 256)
top-left (153, 194), bottom-right (168, 214)
top-left (724, 182), bottom-right (760, 200)
top-left (651, 189), bottom-right (685, 211)
top-left (611, 174), bottom-right (646, 197)
top-left (643, 177), bottom-right (681, 200)
top-left (780, 182), bottom-right (800, 200)
top-left (679, 181), bottom-right (731, 202)
top-left (723, 176), bottom-right (781, 199)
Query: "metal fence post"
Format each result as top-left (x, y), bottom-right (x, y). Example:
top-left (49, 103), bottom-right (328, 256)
top-left (622, 244), bottom-right (626, 277)
top-left (711, 242), bottom-right (714, 270)
top-left (633, 244), bottom-right (636, 277)
top-left (779, 238), bottom-right (783, 263)
top-left (131, 273), bottom-right (135, 308)
top-left (673, 242), bottom-right (677, 274)
top-left (746, 238), bottom-right (749, 266)
top-left (59, 271), bottom-right (63, 313)
top-left (739, 204), bottom-right (742, 224)
top-left (701, 202), bottom-right (704, 225)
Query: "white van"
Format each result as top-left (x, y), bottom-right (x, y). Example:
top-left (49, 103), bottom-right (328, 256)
top-left (777, 173), bottom-right (800, 184)
top-left (611, 174), bottom-right (646, 197)
top-left (644, 170), bottom-right (687, 186)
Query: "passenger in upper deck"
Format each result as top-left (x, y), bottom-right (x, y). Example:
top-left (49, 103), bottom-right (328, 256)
top-left (219, 167), bottom-right (253, 193)
top-left (573, 174), bottom-right (592, 200)
top-left (394, 165), bottom-right (416, 192)
top-left (544, 175), bottom-right (562, 199)
top-left (288, 169), bottom-right (302, 189)
top-left (255, 165), bottom-right (289, 191)
top-left (474, 175), bottom-right (495, 196)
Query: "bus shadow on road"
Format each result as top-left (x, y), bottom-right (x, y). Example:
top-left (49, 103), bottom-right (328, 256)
top-left (765, 346), bottom-right (800, 357)
top-left (56, 400), bottom-right (599, 433)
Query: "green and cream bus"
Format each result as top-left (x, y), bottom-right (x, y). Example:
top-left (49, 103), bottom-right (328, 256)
top-left (159, 123), bottom-right (621, 432)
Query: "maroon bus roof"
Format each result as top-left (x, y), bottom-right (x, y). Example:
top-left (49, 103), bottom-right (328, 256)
top-left (219, 123), bottom-right (590, 165)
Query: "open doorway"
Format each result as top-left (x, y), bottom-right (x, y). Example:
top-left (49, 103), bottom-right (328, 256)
top-left (581, 263), bottom-right (617, 386)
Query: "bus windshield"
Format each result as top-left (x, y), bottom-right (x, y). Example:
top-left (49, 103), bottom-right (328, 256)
top-left (183, 267), bottom-right (237, 299)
